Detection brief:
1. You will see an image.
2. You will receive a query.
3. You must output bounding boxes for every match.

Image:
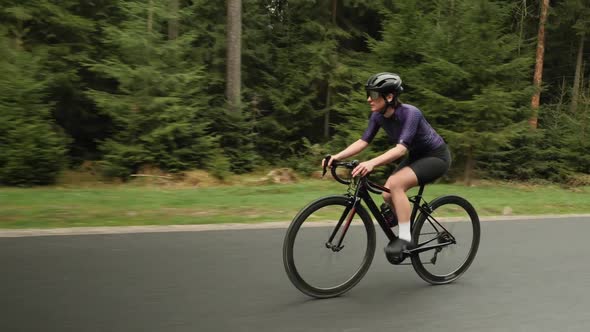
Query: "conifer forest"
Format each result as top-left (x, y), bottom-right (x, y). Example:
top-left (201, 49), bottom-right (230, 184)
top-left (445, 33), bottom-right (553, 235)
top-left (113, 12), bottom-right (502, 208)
top-left (1, 0), bottom-right (589, 186)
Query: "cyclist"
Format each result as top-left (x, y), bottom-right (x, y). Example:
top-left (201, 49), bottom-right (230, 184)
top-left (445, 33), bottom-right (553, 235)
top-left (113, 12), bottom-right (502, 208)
top-left (324, 72), bottom-right (451, 257)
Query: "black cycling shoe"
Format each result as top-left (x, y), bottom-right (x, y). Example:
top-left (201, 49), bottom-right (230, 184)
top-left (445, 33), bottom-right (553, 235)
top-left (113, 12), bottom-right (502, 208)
top-left (385, 238), bottom-right (414, 254)
top-left (385, 238), bottom-right (414, 256)
top-left (384, 238), bottom-right (414, 264)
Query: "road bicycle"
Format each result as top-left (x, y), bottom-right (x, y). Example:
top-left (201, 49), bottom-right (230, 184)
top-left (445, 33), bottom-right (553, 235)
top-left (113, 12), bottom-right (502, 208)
top-left (283, 157), bottom-right (480, 298)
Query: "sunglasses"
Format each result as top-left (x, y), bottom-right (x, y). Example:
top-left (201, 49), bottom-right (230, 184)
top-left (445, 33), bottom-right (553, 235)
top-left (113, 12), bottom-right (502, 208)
top-left (366, 90), bottom-right (381, 100)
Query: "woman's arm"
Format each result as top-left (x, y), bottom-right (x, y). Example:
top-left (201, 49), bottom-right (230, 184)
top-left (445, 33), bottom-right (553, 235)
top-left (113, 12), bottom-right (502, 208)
top-left (369, 144), bottom-right (407, 167)
top-left (333, 139), bottom-right (369, 160)
top-left (326, 139), bottom-right (369, 167)
top-left (351, 144), bottom-right (408, 177)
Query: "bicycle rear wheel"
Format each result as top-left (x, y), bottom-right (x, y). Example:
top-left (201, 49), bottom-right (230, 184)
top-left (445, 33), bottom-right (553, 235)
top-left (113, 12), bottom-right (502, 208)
top-left (283, 195), bottom-right (376, 298)
top-left (411, 195), bottom-right (480, 285)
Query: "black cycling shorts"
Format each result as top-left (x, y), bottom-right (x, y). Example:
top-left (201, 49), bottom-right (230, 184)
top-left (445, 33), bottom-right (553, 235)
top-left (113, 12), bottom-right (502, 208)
top-left (395, 144), bottom-right (452, 185)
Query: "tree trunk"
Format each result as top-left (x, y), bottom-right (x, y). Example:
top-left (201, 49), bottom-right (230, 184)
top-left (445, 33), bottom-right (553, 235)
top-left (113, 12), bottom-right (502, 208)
top-left (530, 0), bottom-right (549, 128)
top-left (323, 0), bottom-right (338, 139)
top-left (324, 87), bottom-right (331, 139)
top-left (168, 0), bottom-right (179, 40)
top-left (13, 23), bottom-right (24, 51)
top-left (226, 0), bottom-right (242, 112)
top-left (147, 0), bottom-right (154, 34)
top-left (582, 72), bottom-right (588, 140)
top-left (517, 0), bottom-right (528, 55)
top-left (464, 145), bottom-right (474, 186)
top-left (570, 32), bottom-right (585, 113)
top-left (332, 0), bottom-right (337, 22)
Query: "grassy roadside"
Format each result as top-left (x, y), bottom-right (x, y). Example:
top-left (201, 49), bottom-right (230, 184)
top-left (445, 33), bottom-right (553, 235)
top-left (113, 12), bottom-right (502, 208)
top-left (1, 180), bottom-right (589, 229)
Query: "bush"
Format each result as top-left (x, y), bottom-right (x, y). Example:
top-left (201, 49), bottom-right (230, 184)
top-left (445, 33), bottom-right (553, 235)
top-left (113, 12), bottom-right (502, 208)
top-left (478, 126), bottom-right (574, 183)
top-left (283, 138), bottom-right (327, 176)
top-left (0, 122), bottom-right (67, 186)
top-left (98, 141), bottom-right (148, 179)
top-left (0, 35), bottom-right (68, 186)
top-left (205, 150), bottom-right (231, 180)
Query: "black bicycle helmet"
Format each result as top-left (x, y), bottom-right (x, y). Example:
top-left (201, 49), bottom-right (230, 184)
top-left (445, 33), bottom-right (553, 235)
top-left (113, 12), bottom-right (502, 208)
top-left (365, 72), bottom-right (403, 94)
top-left (365, 72), bottom-right (403, 112)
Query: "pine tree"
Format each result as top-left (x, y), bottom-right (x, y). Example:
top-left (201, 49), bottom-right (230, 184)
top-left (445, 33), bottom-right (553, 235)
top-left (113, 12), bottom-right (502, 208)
top-left (530, 0), bottom-right (549, 128)
top-left (86, 0), bottom-right (220, 178)
top-left (241, 0), bottom-right (362, 161)
top-left (226, 0), bottom-right (242, 112)
top-left (1, 0), bottom-right (113, 163)
top-left (553, 0), bottom-right (590, 113)
top-left (366, 0), bottom-right (533, 184)
top-left (0, 31), bottom-right (67, 185)
top-left (184, 0), bottom-right (256, 173)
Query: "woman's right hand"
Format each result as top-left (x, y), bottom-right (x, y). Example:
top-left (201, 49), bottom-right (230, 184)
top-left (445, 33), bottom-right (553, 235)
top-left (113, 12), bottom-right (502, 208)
top-left (322, 155), bottom-right (338, 168)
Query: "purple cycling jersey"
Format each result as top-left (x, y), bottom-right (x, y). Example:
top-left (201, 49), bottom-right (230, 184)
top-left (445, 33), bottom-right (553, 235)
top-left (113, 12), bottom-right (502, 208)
top-left (360, 103), bottom-right (445, 155)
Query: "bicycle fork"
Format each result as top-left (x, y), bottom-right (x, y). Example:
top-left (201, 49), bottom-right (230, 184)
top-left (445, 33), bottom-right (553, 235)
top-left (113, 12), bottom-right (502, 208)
top-left (325, 198), bottom-right (359, 252)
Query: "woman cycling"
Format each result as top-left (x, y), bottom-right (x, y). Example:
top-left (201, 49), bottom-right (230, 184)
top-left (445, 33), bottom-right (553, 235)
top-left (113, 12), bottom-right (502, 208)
top-left (324, 72), bottom-right (451, 257)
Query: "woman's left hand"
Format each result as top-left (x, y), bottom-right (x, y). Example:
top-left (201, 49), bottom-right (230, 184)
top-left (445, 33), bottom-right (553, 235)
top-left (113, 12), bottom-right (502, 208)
top-left (351, 161), bottom-right (375, 177)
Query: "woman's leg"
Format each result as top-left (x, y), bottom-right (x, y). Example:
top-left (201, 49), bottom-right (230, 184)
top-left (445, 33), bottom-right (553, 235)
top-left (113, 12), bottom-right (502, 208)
top-left (382, 159), bottom-right (410, 211)
top-left (384, 167), bottom-right (418, 243)
top-left (384, 149), bottom-right (450, 254)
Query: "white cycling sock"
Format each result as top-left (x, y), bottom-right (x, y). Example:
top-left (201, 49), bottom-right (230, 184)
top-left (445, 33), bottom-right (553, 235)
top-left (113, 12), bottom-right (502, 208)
top-left (399, 221), bottom-right (411, 242)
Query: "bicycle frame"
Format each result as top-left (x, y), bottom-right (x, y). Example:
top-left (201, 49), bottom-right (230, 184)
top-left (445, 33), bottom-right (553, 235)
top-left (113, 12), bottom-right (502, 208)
top-left (326, 175), bottom-right (453, 256)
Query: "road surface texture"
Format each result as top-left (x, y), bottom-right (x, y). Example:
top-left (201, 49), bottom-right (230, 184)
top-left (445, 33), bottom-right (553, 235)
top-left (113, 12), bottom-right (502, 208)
top-left (1, 216), bottom-right (589, 332)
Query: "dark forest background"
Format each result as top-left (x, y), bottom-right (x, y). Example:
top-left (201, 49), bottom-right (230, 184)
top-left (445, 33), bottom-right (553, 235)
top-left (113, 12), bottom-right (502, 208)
top-left (1, 0), bottom-right (588, 186)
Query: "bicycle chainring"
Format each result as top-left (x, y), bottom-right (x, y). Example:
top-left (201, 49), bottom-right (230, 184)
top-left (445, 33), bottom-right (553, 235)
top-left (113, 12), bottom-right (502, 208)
top-left (385, 251), bottom-right (406, 265)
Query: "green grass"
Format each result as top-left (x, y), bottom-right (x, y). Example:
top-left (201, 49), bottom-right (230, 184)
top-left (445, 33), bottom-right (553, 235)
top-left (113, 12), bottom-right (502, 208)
top-left (1, 180), bottom-right (589, 229)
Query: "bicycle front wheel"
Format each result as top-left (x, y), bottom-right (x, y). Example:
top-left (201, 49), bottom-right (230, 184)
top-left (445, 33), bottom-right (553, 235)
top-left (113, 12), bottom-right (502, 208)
top-left (411, 195), bottom-right (480, 285)
top-left (283, 195), bottom-right (376, 298)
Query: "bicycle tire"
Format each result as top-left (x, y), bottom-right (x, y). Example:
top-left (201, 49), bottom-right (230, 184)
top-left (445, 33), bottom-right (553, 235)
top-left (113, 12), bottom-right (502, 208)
top-left (410, 195), bottom-right (480, 285)
top-left (283, 195), bottom-right (376, 298)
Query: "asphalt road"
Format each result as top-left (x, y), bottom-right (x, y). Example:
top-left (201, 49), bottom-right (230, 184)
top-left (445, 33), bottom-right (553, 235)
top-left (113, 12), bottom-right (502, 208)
top-left (1, 216), bottom-right (590, 332)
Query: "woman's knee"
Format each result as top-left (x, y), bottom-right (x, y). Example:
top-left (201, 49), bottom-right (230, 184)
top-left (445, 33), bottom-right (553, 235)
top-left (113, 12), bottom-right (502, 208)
top-left (388, 167), bottom-right (418, 192)
top-left (387, 181), bottom-right (407, 193)
top-left (382, 192), bottom-right (391, 202)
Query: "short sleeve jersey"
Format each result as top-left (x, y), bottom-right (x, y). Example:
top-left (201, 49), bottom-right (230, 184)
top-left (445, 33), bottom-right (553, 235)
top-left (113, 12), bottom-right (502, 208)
top-left (360, 104), bottom-right (445, 155)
